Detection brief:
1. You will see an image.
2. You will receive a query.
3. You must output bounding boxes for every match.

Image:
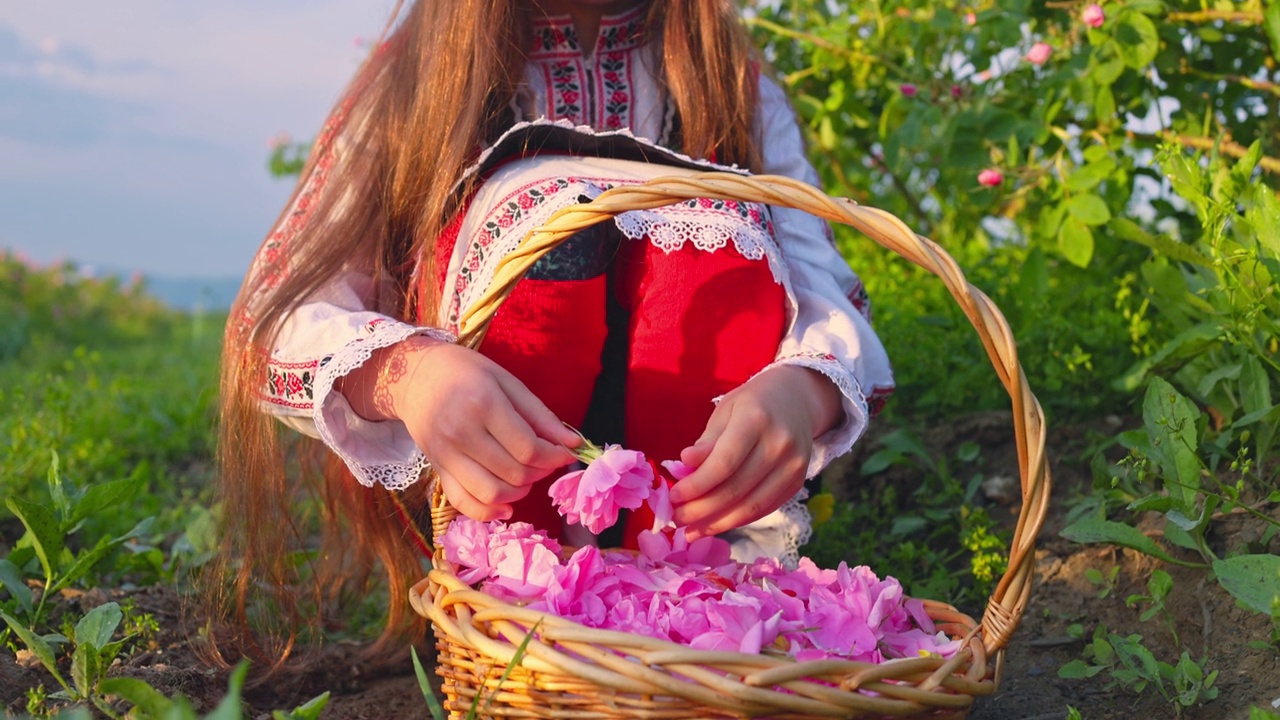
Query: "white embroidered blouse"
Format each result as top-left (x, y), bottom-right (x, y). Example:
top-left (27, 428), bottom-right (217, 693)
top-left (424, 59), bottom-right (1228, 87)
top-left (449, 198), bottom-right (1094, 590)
top-left (248, 5), bottom-right (895, 562)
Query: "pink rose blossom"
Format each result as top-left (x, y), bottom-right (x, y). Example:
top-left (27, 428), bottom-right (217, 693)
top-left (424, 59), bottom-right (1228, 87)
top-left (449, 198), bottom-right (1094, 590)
top-left (439, 515), bottom-right (493, 584)
top-left (688, 590), bottom-right (785, 654)
top-left (1082, 4), bottom-right (1105, 29)
top-left (647, 480), bottom-right (673, 531)
top-left (978, 168), bottom-right (1004, 187)
top-left (1026, 42), bottom-right (1053, 65)
top-left (484, 522), bottom-right (561, 598)
top-left (964, 12), bottom-right (977, 25)
top-left (649, 459), bottom-right (694, 531)
top-left (899, 83), bottom-right (918, 97)
top-left (636, 528), bottom-right (733, 568)
top-left (548, 445), bottom-right (654, 533)
top-left (440, 434), bottom-right (963, 665)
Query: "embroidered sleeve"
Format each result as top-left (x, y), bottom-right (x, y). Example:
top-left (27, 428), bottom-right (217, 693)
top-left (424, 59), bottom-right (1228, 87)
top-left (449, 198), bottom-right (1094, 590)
top-left (241, 114), bottom-right (455, 491)
top-left (754, 75), bottom-right (897, 476)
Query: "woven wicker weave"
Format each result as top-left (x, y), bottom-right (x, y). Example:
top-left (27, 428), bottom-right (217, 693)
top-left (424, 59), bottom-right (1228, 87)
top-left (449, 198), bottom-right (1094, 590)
top-left (409, 172), bottom-right (1051, 719)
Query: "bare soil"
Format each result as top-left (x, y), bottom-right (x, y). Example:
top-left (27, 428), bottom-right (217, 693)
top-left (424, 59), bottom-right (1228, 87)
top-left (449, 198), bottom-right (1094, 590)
top-left (4, 411), bottom-right (1278, 719)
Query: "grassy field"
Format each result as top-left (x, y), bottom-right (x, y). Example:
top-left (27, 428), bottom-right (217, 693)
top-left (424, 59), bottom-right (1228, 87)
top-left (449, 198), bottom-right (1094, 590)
top-left (1, 229), bottom-right (1277, 719)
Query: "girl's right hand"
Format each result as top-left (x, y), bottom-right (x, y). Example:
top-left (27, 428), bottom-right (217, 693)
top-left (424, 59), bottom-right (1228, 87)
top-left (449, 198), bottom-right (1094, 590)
top-left (337, 335), bottom-right (580, 521)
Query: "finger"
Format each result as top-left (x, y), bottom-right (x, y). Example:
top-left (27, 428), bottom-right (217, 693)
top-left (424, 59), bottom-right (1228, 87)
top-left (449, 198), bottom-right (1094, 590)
top-left (678, 440), bottom-right (714, 468)
top-left (684, 459), bottom-right (806, 539)
top-left (668, 420), bottom-right (755, 505)
top-left (673, 443), bottom-right (769, 529)
top-left (438, 470), bottom-right (512, 522)
top-left (493, 370), bottom-right (583, 448)
top-left (438, 452), bottom-right (532, 517)
top-left (463, 429), bottom-right (554, 487)
top-left (693, 398), bottom-right (735, 447)
top-left (482, 397), bottom-right (576, 472)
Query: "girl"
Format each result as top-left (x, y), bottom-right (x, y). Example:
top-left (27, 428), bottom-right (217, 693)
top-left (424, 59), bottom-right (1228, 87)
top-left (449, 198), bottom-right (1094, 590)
top-left (213, 0), bottom-right (893, 667)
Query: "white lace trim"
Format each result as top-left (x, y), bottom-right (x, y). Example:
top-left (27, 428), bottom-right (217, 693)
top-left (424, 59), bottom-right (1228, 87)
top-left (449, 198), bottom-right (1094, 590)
top-left (451, 183), bottom-right (605, 332)
top-left (719, 354), bottom-right (869, 480)
top-left (312, 323), bottom-right (457, 491)
top-left (776, 489), bottom-right (813, 569)
top-left (723, 488), bottom-right (812, 570)
top-left (613, 204), bottom-right (788, 286)
top-left (451, 179), bottom-right (797, 332)
top-left (454, 118), bottom-right (747, 193)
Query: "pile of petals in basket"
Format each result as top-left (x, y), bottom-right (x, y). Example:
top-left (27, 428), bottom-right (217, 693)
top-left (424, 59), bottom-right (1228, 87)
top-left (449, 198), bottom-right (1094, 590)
top-left (438, 441), bottom-right (962, 663)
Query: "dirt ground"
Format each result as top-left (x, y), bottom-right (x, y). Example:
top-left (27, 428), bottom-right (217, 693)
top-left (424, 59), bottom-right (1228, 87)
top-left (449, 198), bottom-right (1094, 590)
top-left (3, 412), bottom-right (1278, 719)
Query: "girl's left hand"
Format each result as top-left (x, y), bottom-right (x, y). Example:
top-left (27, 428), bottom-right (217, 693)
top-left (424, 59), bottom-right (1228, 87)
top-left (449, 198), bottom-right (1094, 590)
top-left (669, 365), bottom-right (842, 539)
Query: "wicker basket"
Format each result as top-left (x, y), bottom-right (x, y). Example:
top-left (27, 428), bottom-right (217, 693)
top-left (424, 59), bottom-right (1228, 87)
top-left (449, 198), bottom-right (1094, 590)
top-left (409, 172), bottom-right (1051, 719)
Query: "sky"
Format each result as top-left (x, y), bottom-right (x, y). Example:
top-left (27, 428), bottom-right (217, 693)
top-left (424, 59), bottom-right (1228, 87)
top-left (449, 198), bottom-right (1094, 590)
top-left (1, 1), bottom-right (397, 279)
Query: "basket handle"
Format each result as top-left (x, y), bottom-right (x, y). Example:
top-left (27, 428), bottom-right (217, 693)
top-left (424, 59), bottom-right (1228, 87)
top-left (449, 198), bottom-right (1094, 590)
top-left (429, 171), bottom-right (1050, 657)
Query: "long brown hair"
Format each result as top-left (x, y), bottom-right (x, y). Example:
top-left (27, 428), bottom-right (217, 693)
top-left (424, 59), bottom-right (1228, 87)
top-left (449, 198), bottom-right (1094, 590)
top-left (209, 0), bottom-right (763, 673)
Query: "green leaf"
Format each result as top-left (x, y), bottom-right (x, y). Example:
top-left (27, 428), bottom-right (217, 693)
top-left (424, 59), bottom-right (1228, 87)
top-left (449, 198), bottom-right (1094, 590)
top-left (818, 116), bottom-right (837, 150)
top-left (1265, 1), bottom-right (1280, 62)
top-left (1143, 377), bottom-right (1202, 510)
top-left (1115, 12), bottom-right (1160, 68)
top-left (75, 602), bottom-right (123, 650)
top-left (273, 693), bottom-right (330, 720)
top-left (1113, 322), bottom-right (1218, 392)
top-left (1112, 634), bottom-right (1162, 683)
top-left (48, 536), bottom-right (118, 597)
top-left (1108, 218), bottom-right (1212, 267)
top-left (411, 647), bottom-right (447, 720)
top-left (205, 662), bottom-right (249, 720)
top-left (1163, 521), bottom-right (1200, 553)
top-left (1234, 141), bottom-right (1265, 184)
top-left (1162, 149), bottom-right (1209, 218)
top-left (1248, 184), bottom-right (1280, 259)
top-left (1067, 194), bottom-right (1112, 226)
top-left (68, 476), bottom-right (141, 529)
top-left (1225, 405), bottom-right (1280, 434)
top-left (5, 497), bottom-right (65, 584)
top-left (1091, 56), bottom-right (1126, 85)
top-left (1059, 217), bottom-right (1095, 267)
top-left (1196, 363), bottom-right (1241, 398)
top-left (47, 450), bottom-right (71, 520)
top-left (71, 641), bottom-right (96, 697)
top-left (1094, 85), bottom-right (1116, 120)
top-left (1060, 517), bottom-right (1201, 567)
top-left (0, 610), bottom-right (68, 689)
top-left (1127, 0), bottom-right (1165, 14)
top-left (1066, 157), bottom-right (1117, 192)
top-left (1213, 554), bottom-right (1280, 615)
top-left (100, 677), bottom-right (177, 716)
top-left (1058, 659), bottom-right (1104, 679)
top-left (1240, 356), bottom-right (1273, 417)
top-left (0, 558), bottom-right (33, 614)
top-left (1167, 507), bottom-right (1206, 532)
top-left (1127, 494), bottom-right (1175, 513)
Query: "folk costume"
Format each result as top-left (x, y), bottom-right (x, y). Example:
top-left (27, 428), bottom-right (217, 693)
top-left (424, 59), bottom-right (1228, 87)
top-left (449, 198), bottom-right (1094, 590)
top-left (246, 5), bottom-right (894, 566)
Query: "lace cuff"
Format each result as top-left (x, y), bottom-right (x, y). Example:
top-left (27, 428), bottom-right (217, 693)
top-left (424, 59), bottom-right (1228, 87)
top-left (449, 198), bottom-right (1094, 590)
top-left (721, 488), bottom-right (812, 570)
top-left (312, 321), bottom-right (457, 490)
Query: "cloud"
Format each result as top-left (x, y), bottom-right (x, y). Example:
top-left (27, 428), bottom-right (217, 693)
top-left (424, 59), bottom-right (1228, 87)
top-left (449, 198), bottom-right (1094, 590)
top-left (0, 72), bottom-right (150, 149)
top-left (0, 3), bottom-right (396, 276)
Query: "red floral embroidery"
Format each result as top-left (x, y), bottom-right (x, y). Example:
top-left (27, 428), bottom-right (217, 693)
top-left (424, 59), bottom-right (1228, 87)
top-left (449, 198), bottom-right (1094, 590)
top-left (446, 178), bottom-right (573, 329)
top-left (867, 384), bottom-right (895, 417)
top-left (531, 7), bottom-right (639, 130)
top-left (259, 357), bottom-right (319, 409)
